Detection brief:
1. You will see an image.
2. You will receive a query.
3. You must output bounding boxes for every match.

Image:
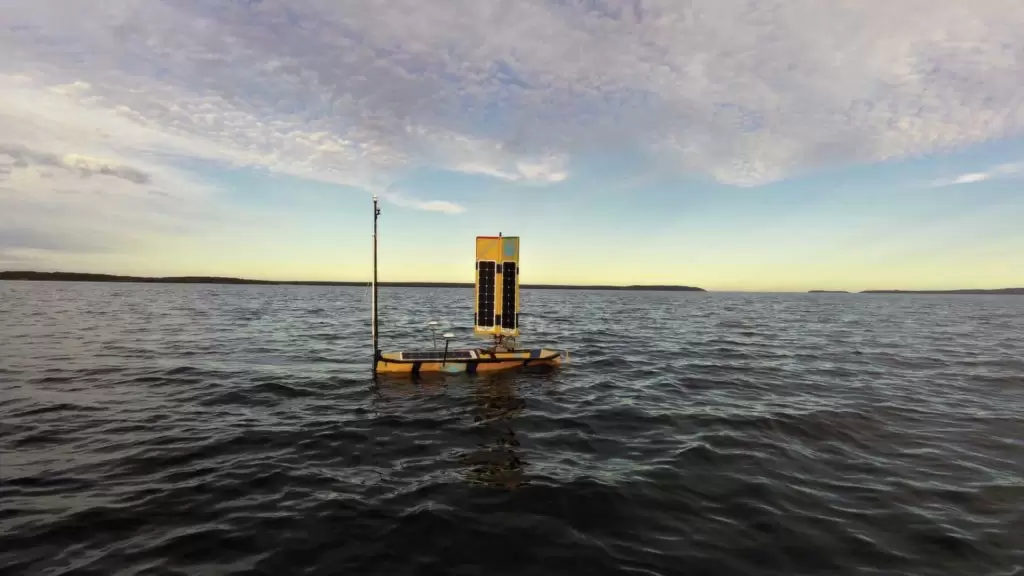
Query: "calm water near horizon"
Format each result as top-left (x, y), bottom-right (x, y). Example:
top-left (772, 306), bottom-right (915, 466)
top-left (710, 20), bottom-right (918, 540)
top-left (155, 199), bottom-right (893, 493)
top-left (1, 281), bottom-right (1023, 575)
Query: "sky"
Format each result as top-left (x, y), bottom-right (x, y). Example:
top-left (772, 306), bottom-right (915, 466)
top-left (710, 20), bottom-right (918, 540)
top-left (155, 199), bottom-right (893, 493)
top-left (1, 0), bottom-right (1022, 292)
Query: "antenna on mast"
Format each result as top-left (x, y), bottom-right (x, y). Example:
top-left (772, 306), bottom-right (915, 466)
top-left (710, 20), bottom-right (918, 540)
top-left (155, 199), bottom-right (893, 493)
top-left (372, 195), bottom-right (380, 368)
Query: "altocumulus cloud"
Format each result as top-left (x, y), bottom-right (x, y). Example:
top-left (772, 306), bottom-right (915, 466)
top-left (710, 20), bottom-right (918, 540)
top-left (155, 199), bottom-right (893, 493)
top-left (2, 0), bottom-right (1024, 234)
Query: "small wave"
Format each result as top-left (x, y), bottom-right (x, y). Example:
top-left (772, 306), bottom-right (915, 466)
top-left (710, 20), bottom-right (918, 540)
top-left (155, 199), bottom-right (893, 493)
top-left (11, 402), bottom-right (105, 417)
top-left (2, 284), bottom-right (1023, 575)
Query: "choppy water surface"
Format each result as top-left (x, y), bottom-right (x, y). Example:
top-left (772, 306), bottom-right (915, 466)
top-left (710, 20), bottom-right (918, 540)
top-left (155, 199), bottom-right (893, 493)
top-left (2, 281), bottom-right (1023, 576)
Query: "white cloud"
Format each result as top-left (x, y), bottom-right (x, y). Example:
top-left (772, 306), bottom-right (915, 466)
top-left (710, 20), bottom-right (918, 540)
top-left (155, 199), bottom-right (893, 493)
top-left (390, 197), bottom-right (466, 214)
top-left (2, 0), bottom-right (1024, 258)
top-left (378, 188), bottom-right (466, 214)
top-left (451, 156), bottom-right (567, 183)
top-left (951, 173), bottom-right (992, 185)
top-left (993, 162), bottom-right (1024, 176)
top-left (929, 161), bottom-right (1024, 186)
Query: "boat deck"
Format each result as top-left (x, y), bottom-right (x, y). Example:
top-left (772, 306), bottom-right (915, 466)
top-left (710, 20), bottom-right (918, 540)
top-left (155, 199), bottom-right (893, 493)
top-left (375, 347), bottom-right (565, 375)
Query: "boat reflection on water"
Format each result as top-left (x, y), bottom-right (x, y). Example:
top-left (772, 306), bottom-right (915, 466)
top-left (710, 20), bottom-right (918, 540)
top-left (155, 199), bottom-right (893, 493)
top-left (460, 373), bottom-right (527, 489)
top-left (370, 372), bottom-right (531, 490)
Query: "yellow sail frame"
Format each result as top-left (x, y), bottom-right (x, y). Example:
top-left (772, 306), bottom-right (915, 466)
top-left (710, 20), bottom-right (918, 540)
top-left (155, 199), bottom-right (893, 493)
top-left (474, 235), bottom-right (520, 339)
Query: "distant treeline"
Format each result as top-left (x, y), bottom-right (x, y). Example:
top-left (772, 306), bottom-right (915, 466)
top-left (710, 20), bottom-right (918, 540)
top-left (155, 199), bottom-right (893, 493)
top-left (0, 271), bottom-right (707, 292)
top-left (808, 288), bottom-right (1024, 295)
top-left (860, 288), bottom-right (1024, 295)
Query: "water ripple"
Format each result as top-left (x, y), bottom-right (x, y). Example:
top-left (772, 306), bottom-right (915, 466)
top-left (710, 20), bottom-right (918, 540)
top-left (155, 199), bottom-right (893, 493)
top-left (1, 282), bottom-right (1023, 575)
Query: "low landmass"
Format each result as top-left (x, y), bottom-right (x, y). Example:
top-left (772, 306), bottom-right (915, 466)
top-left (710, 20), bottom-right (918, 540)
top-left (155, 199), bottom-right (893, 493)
top-left (523, 283), bottom-right (706, 292)
top-left (0, 271), bottom-right (706, 292)
top-left (860, 288), bottom-right (1024, 295)
top-left (811, 288), bottom-right (1022, 295)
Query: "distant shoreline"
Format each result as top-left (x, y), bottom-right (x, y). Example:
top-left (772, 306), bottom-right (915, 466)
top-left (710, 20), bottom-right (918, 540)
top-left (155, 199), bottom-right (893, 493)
top-left (859, 288), bottom-right (1024, 295)
top-left (0, 271), bottom-right (706, 292)
top-left (810, 288), bottom-right (1024, 295)
top-left (3, 272), bottom-right (1020, 294)
top-left (815, 284), bottom-right (1024, 293)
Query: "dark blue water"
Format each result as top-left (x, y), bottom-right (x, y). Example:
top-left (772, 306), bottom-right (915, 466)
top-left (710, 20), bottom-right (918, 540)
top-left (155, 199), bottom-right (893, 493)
top-left (2, 281), bottom-right (1023, 575)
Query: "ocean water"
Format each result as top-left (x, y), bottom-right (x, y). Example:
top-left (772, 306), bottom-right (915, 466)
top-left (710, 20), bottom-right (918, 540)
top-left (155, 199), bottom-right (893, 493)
top-left (1, 281), bottom-right (1023, 576)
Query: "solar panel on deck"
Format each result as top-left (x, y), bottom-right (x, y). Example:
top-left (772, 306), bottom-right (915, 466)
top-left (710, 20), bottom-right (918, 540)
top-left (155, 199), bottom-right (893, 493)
top-left (501, 261), bottom-right (517, 329)
top-left (401, 350), bottom-right (475, 361)
top-left (477, 261), bottom-right (495, 327)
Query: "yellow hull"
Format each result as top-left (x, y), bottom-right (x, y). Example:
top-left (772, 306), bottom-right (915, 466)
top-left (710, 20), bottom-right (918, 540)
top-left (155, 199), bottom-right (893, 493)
top-left (374, 348), bottom-right (565, 375)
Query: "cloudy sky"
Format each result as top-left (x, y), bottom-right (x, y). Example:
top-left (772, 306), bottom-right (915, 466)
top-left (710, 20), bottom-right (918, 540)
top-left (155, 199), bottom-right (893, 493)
top-left (1, 0), bottom-right (1022, 290)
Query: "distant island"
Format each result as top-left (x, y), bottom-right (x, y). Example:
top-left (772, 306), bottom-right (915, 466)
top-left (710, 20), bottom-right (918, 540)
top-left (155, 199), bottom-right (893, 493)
top-left (860, 288), bottom-right (1024, 295)
top-left (809, 288), bottom-right (1022, 295)
top-left (806, 286), bottom-right (1024, 295)
top-left (0, 271), bottom-right (706, 292)
top-left (807, 287), bottom-right (1023, 295)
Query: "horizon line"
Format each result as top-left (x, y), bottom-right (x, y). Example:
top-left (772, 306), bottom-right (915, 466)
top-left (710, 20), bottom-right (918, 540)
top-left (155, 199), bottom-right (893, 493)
top-left (0, 270), bottom-right (707, 291)
top-left (2, 271), bottom-right (1023, 295)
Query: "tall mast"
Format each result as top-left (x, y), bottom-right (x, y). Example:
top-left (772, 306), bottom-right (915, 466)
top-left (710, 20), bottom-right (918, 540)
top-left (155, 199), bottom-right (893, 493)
top-left (372, 195), bottom-right (380, 364)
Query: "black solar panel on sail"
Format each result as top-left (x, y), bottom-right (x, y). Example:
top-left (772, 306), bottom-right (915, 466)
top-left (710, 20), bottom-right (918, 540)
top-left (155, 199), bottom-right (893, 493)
top-left (477, 261), bottom-right (495, 327)
top-left (501, 262), bottom-right (517, 329)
